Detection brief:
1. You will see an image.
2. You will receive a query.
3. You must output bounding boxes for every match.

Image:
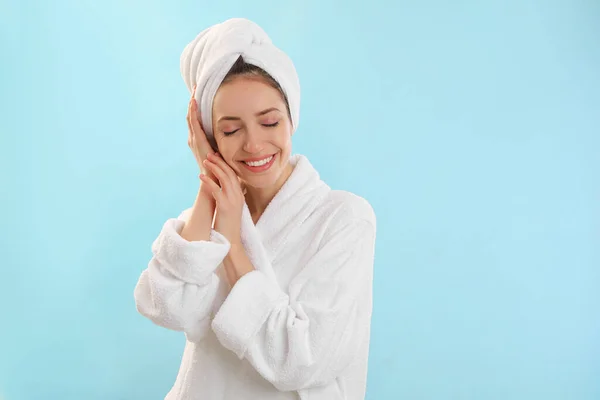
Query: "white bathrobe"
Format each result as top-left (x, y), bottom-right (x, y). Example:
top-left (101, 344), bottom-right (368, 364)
top-left (134, 154), bottom-right (377, 400)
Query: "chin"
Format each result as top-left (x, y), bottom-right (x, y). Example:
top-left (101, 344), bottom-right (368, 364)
top-left (243, 173), bottom-right (280, 189)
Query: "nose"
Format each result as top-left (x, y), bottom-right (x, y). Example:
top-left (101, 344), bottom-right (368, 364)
top-left (242, 126), bottom-right (264, 154)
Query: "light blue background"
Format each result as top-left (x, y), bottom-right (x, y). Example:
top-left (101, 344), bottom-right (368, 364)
top-left (1, 0), bottom-right (598, 399)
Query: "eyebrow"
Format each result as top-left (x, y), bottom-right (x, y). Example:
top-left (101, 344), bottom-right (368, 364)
top-left (218, 107), bottom-right (281, 122)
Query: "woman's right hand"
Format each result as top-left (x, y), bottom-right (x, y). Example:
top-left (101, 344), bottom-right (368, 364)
top-left (187, 85), bottom-right (217, 190)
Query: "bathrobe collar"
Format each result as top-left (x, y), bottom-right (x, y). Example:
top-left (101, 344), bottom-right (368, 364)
top-left (239, 154), bottom-right (330, 283)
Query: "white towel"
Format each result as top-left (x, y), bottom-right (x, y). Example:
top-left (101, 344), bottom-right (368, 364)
top-left (180, 17), bottom-right (301, 151)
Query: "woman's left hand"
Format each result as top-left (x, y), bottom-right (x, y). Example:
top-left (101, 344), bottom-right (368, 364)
top-left (200, 153), bottom-right (245, 247)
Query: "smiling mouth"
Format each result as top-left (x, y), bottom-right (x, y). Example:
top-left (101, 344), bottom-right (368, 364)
top-left (242, 155), bottom-right (274, 166)
top-left (239, 153), bottom-right (277, 172)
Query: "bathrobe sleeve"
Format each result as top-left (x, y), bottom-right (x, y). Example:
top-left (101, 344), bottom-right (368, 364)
top-left (211, 214), bottom-right (376, 392)
top-left (134, 208), bottom-right (231, 342)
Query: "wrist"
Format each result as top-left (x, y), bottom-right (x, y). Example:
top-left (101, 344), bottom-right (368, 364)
top-left (228, 241), bottom-right (244, 256)
top-left (224, 242), bottom-right (254, 284)
top-left (198, 182), bottom-right (216, 201)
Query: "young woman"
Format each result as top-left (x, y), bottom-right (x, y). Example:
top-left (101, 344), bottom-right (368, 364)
top-left (134, 18), bottom-right (377, 400)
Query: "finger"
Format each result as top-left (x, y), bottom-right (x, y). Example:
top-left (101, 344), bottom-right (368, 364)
top-left (201, 170), bottom-right (219, 185)
top-left (200, 174), bottom-right (222, 200)
top-left (200, 172), bottom-right (220, 191)
top-left (238, 178), bottom-right (248, 195)
top-left (208, 153), bottom-right (239, 188)
top-left (206, 156), bottom-right (238, 192)
top-left (204, 159), bottom-right (238, 198)
top-left (187, 98), bottom-right (195, 145)
top-left (190, 99), bottom-right (212, 150)
top-left (190, 84), bottom-right (196, 103)
top-left (203, 159), bottom-right (229, 191)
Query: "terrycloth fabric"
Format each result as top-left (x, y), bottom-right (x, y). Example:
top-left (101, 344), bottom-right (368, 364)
top-left (134, 154), bottom-right (377, 400)
top-left (180, 17), bottom-right (301, 151)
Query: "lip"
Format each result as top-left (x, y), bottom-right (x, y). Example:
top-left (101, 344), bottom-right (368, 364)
top-left (240, 153), bottom-right (277, 173)
top-left (241, 154), bottom-right (276, 162)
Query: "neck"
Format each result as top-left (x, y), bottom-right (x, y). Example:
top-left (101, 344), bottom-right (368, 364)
top-left (244, 160), bottom-right (294, 223)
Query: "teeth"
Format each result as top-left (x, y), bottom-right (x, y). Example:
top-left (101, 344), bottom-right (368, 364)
top-left (244, 155), bottom-right (273, 167)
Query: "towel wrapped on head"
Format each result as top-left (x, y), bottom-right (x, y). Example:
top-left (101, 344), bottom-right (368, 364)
top-left (180, 18), bottom-right (301, 151)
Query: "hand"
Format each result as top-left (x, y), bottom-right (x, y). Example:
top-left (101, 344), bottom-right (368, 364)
top-left (199, 153), bottom-right (245, 246)
top-left (187, 84), bottom-right (217, 195)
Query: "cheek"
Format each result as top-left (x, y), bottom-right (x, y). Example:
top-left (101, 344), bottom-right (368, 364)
top-left (222, 137), bottom-right (248, 162)
top-left (277, 125), bottom-right (293, 145)
top-left (215, 136), bottom-right (234, 156)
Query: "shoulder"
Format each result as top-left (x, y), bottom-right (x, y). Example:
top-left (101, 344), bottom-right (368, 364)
top-left (320, 189), bottom-right (376, 230)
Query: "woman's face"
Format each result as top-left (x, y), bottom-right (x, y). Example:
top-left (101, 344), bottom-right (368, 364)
top-left (212, 76), bottom-right (293, 189)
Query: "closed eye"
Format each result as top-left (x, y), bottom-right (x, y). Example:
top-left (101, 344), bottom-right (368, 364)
top-left (223, 121), bottom-right (279, 136)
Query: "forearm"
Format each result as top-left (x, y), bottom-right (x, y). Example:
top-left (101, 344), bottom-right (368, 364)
top-left (180, 185), bottom-right (215, 242)
top-left (223, 243), bottom-right (255, 286)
